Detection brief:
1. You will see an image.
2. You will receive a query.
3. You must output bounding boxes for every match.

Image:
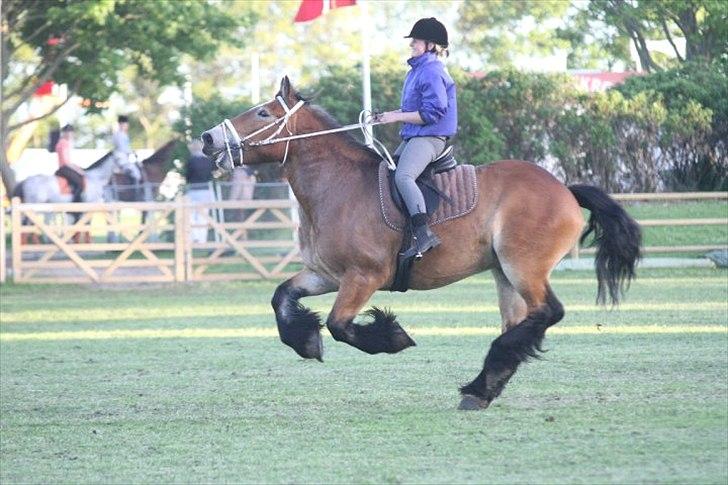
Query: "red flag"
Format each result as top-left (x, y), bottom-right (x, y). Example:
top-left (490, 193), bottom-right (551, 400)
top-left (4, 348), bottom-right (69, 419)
top-left (294, 0), bottom-right (356, 23)
top-left (294, 0), bottom-right (323, 22)
top-left (34, 81), bottom-right (54, 96)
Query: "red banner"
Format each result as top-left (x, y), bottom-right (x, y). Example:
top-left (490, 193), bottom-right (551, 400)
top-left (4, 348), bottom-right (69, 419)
top-left (294, 0), bottom-right (323, 22)
top-left (34, 81), bottom-right (54, 97)
top-left (294, 0), bottom-right (356, 23)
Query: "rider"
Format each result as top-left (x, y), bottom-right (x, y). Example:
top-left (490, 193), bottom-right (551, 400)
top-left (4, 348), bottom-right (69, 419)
top-left (112, 115), bottom-right (141, 183)
top-left (375, 17), bottom-right (457, 257)
top-left (54, 124), bottom-right (85, 202)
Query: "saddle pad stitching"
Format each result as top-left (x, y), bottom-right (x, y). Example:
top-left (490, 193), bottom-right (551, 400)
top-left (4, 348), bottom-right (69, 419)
top-left (378, 168), bottom-right (403, 231)
top-left (428, 165), bottom-right (478, 226)
top-left (378, 162), bottom-right (478, 233)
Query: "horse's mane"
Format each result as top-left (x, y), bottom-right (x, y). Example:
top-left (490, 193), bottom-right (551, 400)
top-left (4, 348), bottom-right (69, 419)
top-left (85, 152), bottom-right (113, 171)
top-left (306, 104), bottom-right (383, 163)
top-left (142, 139), bottom-right (179, 166)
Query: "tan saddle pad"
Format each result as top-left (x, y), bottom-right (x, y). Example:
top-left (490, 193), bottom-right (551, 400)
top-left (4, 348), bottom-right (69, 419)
top-left (377, 161), bottom-right (478, 232)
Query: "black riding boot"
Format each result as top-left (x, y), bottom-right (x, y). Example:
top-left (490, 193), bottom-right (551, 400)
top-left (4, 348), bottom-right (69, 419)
top-left (408, 213), bottom-right (440, 259)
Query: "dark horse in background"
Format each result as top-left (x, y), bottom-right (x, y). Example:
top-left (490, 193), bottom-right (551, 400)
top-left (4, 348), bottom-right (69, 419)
top-left (202, 77), bottom-right (642, 410)
top-left (107, 139), bottom-right (180, 202)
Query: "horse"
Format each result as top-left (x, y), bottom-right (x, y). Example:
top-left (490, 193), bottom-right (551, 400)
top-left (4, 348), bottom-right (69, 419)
top-left (13, 151), bottom-right (134, 243)
top-left (107, 139), bottom-right (181, 202)
top-left (14, 151), bottom-right (130, 205)
top-left (201, 77), bottom-right (642, 410)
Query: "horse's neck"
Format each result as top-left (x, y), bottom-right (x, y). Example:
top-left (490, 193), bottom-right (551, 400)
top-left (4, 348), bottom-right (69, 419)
top-left (87, 156), bottom-right (116, 182)
top-left (285, 136), bottom-right (378, 214)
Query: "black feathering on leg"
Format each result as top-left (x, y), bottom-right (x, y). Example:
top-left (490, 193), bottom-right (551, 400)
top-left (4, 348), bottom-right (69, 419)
top-left (329, 307), bottom-right (416, 355)
top-left (460, 289), bottom-right (564, 407)
top-left (355, 307), bottom-right (416, 354)
top-left (272, 282), bottom-right (324, 361)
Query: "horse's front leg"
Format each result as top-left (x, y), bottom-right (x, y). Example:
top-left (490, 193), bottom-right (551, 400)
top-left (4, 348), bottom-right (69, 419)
top-left (272, 269), bottom-right (338, 361)
top-left (326, 272), bottom-right (416, 355)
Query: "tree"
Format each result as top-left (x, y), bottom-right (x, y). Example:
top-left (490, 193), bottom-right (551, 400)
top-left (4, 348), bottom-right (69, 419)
top-left (458, 0), bottom-right (727, 72)
top-left (457, 0), bottom-right (573, 67)
top-left (583, 0), bottom-right (728, 71)
top-left (1, 0), bottom-right (253, 195)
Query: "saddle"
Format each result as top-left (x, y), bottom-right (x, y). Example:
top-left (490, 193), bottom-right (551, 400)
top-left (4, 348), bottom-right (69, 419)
top-left (55, 165), bottom-right (87, 198)
top-left (377, 147), bottom-right (478, 292)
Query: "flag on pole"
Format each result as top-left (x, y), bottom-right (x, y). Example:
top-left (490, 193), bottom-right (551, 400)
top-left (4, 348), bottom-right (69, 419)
top-left (294, 0), bottom-right (356, 23)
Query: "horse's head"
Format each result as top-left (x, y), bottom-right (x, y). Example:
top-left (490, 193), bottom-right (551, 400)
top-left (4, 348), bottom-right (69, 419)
top-left (201, 77), bottom-right (308, 171)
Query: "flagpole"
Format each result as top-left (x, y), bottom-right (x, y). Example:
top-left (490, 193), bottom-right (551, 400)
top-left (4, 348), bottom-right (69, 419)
top-left (360, 0), bottom-right (373, 146)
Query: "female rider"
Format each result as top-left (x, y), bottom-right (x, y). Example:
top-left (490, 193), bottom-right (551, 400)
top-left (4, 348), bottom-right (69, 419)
top-left (376, 17), bottom-right (457, 258)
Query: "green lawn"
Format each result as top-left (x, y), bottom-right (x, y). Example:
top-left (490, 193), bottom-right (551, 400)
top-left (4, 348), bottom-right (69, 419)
top-left (1, 268), bottom-right (727, 484)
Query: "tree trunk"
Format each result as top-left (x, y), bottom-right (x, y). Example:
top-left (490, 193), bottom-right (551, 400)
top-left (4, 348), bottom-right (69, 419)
top-left (0, 146), bottom-right (17, 197)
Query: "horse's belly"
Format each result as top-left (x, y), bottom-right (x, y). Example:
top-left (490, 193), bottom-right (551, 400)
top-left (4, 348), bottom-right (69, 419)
top-left (406, 240), bottom-right (495, 290)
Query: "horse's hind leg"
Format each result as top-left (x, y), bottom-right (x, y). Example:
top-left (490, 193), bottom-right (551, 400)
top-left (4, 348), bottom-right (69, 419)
top-left (326, 272), bottom-right (416, 354)
top-left (459, 272), bottom-right (564, 410)
top-left (492, 267), bottom-right (529, 332)
top-left (272, 269), bottom-right (337, 361)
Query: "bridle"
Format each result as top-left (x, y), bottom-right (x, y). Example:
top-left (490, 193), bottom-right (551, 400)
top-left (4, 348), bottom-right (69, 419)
top-left (216, 96), bottom-right (395, 170)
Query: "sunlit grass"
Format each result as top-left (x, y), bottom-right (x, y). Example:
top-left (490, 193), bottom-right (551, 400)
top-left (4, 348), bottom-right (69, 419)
top-left (1, 267), bottom-right (726, 484)
top-left (2, 324), bottom-right (725, 342)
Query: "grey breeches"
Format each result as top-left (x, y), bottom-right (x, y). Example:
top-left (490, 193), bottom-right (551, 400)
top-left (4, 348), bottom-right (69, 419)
top-left (394, 136), bottom-right (447, 216)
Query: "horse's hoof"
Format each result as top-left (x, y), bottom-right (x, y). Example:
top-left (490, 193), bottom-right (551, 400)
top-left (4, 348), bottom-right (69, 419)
top-left (457, 394), bottom-right (490, 411)
top-left (299, 330), bottom-right (324, 362)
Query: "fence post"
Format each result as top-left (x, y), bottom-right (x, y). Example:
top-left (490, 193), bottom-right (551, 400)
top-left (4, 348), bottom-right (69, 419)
top-left (174, 195), bottom-right (186, 282)
top-left (10, 197), bottom-right (21, 282)
top-left (570, 242), bottom-right (580, 260)
top-left (183, 194), bottom-right (193, 280)
top-left (0, 203), bottom-right (6, 284)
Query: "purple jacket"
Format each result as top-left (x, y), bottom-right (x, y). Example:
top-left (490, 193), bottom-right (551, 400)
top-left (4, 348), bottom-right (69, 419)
top-left (400, 52), bottom-right (457, 140)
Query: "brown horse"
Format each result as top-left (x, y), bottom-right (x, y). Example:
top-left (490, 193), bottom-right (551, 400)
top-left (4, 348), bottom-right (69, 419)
top-left (201, 77), bottom-right (641, 410)
top-left (108, 139), bottom-right (181, 202)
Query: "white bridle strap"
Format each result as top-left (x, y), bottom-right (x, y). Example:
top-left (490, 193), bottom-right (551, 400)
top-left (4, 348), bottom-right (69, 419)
top-left (221, 96), bottom-right (394, 169)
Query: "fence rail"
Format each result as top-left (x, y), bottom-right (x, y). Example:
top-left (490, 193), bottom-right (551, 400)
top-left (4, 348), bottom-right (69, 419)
top-left (570, 191), bottom-right (727, 258)
top-left (1, 191), bottom-right (726, 284)
top-left (5, 195), bottom-right (300, 284)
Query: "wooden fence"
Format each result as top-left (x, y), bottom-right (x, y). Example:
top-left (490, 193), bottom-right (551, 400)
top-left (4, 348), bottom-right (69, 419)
top-left (571, 191), bottom-right (728, 258)
top-left (5, 196), bottom-right (300, 284)
top-left (1, 191), bottom-right (726, 284)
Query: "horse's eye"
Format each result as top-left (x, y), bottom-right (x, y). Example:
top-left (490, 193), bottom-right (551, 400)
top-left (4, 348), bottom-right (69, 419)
top-left (257, 109), bottom-right (270, 117)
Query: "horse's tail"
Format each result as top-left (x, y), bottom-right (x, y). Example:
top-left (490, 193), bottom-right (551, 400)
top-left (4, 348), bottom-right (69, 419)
top-left (568, 184), bottom-right (642, 305)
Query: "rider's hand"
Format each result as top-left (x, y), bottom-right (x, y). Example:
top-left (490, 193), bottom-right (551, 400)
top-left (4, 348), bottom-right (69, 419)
top-left (374, 111), bottom-right (401, 124)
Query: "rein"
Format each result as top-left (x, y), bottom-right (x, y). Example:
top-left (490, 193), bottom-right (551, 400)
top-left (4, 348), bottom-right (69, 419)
top-left (219, 96), bottom-right (396, 170)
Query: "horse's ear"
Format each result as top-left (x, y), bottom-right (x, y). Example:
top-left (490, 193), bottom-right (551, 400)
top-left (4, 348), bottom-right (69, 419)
top-left (278, 76), bottom-right (297, 103)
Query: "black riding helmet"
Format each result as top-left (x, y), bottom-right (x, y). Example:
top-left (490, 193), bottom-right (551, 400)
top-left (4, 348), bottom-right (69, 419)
top-left (404, 17), bottom-right (448, 48)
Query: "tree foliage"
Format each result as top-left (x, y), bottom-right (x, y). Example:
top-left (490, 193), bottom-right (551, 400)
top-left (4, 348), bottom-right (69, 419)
top-left (0, 0), bottom-right (251, 192)
top-left (457, 0), bottom-right (728, 71)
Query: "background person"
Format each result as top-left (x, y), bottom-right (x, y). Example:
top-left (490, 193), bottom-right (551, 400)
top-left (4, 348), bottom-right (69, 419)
top-left (185, 139), bottom-right (215, 244)
top-left (112, 115), bottom-right (141, 184)
top-left (54, 124), bottom-right (85, 202)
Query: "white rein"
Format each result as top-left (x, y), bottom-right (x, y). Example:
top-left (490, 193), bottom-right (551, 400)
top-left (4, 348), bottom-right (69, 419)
top-left (220, 96), bottom-right (396, 170)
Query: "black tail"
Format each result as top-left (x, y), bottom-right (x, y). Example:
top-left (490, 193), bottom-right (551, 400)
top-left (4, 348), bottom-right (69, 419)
top-left (569, 184), bottom-right (642, 305)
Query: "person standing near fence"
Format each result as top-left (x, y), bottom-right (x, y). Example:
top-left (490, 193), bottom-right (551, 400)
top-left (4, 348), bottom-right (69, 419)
top-left (185, 139), bottom-right (215, 244)
top-left (228, 165), bottom-right (256, 224)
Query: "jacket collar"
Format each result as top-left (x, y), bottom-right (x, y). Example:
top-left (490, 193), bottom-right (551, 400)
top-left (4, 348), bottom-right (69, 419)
top-left (407, 52), bottom-right (436, 69)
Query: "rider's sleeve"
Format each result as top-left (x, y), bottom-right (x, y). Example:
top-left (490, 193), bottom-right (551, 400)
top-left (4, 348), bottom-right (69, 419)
top-left (417, 68), bottom-right (448, 125)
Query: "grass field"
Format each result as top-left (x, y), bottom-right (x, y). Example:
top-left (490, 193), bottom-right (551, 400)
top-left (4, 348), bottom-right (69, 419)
top-left (1, 267), bottom-right (726, 483)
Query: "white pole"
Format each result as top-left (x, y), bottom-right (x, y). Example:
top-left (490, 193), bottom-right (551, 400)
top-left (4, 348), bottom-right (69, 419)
top-left (251, 52), bottom-right (261, 104)
top-left (360, 0), bottom-right (373, 146)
